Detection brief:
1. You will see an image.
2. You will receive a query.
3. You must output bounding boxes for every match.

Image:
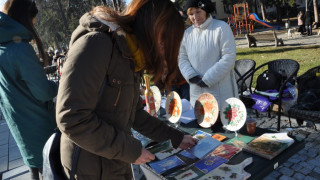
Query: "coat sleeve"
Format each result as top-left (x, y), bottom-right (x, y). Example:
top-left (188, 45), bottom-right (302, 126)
top-left (15, 43), bottom-right (58, 102)
top-left (202, 24), bottom-right (236, 87)
top-left (56, 32), bottom-right (142, 163)
top-left (178, 34), bottom-right (199, 82)
top-left (132, 99), bottom-right (185, 148)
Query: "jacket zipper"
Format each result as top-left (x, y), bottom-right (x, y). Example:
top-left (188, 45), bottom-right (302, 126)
top-left (114, 86), bottom-right (121, 107)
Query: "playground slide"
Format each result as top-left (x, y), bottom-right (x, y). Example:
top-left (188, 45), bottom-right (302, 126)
top-left (248, 13), bottom-right (280, 30)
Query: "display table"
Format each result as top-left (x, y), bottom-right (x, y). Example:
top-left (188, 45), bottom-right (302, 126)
top-left (141, 119), bottom-right (305, 180)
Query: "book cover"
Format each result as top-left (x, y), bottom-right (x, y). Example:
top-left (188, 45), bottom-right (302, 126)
top-left (187, 136), bottom-right (222, 159)
top-left (225, 134), bottom-right (255, 149)
top-left (192, 130), bottom-right (212, 140)
top-left (149, 155), bottom-right (186, 174)
top-left (194, 154), bottom-right (227, 173)
top-left (155, 147), bottom-right (182, 160)
top-left (212, 134), bottom-right (227, 141)
top-left (243, 133), bottom-right (295, 160)
top-left (211, 144), bottom-right (240, 160)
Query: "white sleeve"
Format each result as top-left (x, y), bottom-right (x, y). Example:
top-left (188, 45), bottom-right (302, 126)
top-left (178, 35), bottom-right (199, 83)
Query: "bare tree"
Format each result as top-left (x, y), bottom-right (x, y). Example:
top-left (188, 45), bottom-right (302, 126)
top-left (314, 0), bottom-right (319, 25)
top-left (260, 0), bottom-right (267, 21)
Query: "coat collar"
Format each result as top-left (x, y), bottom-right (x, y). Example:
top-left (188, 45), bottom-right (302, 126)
top-left (192, 15), bottom-right (213, 30)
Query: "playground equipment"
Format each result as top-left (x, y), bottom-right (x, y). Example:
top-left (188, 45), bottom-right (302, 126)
top-left (228, 3), bottom-right (279, 36)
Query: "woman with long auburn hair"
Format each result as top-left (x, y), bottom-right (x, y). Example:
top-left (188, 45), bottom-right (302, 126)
top-left (0, 0), bottom-right (58, 179)
top-left (55, 0), bottom-right (197, 179)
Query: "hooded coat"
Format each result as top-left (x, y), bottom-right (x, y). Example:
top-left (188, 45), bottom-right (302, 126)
top-left (56, 13), bottom-right (184, 179)
top-left (178, 16), bottom-right (238, 107)
top-left (0, 12), bottom-right (58, 168)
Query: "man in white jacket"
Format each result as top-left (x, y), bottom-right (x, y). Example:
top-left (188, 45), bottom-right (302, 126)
top-left (178, 0), bottom-right (238, 108)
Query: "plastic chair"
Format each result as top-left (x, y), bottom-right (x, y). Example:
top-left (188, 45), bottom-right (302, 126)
top-left (289, 65), bottom-right (320, 130)
top-left (242, 59), bottom-right (300, 131)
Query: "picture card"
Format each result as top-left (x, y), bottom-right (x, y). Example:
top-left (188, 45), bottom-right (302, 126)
top-left (179, 150), bottom-right (197, 160)
top-left (187, 136), bottom-right (222, 159)
top-left (212, 134), bottom-right (227, 142)
top-left (174, 169), bottom-right (199, 180)
top-left (194, 154), bottom-right (227, 173)
top-left (211, 144), bottom-right (240, 160)
top-left (225, 134), bottom-right (255, 149)
top-left (149, 155), bottom-right (186, 174)
top-left (165, 165), bottom-right (205, 180)
top-left (155, 147), bottom-right (182, 160)
top-left (192, 130), bottom-right (212, 140)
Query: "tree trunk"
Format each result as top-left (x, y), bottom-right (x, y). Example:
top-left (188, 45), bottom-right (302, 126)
top-left (314, 0), bottom-right (319, 23)
top-left (252, 0), bottom-right (257, 14)
top-left (55, 0), bottom-right (69, 36)
top-left (276, 4), bottom-right (282, 22)
top-left (260, 2), bottom-right (266, 21)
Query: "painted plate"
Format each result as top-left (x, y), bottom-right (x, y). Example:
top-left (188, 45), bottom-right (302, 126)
top-left (165, 91), bottom-right (182, 124)
top-left (194, 93), bottom-right (219, 128)
top-left (221, 98), bottom-right (247, 131)
top-left (150, 86), bottom-right (161, 113)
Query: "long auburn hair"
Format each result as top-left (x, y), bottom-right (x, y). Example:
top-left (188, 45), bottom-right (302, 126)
top-left (3, 0), bottom-right (48, 66)
top-left (91, 0), bottom-right (185, 88)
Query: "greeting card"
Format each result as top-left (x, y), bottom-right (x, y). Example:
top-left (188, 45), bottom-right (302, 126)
top-left (225, 135), bottom-right (255, 149)
top-left (179, 150), bottom-right (197, 160)
top-left (212, 134), bottom-right (227, 141)
top-left (194, 154), bottom-right (227, 173)
top-left (192, 130), bottom-right (212, 140)
top-left (155, 147), bottom-right (182, 160)
top-left (149, 155), bottom-right (186, 174)
top-left (187, 136), bottom-right (222, 159)
top-left (211, 144), bottom-right (240, 160)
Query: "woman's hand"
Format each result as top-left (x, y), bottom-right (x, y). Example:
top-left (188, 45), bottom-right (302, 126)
top-left (134, 148), bottom-right (155, 164)
top-left (178, 135), bottom-right (198, 150)
top-left (189, 75), bottom-right (202, 84)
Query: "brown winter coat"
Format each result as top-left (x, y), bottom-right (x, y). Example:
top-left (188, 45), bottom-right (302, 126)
top-left (56, 13), bottom-right (184, 180)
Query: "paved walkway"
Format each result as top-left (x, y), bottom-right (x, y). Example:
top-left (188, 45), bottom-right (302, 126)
top-left (235, 27), bottom-right (320, 48)
top-left (0, 28), bottom-right (320, 180)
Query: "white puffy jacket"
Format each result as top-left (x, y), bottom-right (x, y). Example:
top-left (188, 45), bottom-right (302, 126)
top-left (178, 16), bottom-right (238, 108)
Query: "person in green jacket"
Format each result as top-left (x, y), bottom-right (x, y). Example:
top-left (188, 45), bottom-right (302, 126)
top-left (0, 0), bottom-right (58, 179)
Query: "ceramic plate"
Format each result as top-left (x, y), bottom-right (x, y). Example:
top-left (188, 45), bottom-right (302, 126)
top-left (194, 93), bottom-right (219, 128)
top-left (165, 91), bottom-right (182, 124)
top-left (221, 98), bottom-right (247, 131)
top-left (150, 86), bottom-right (161, 113)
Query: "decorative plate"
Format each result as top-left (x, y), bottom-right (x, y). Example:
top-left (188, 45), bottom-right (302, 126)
top-left (165, 91), bottom-right (182, 124)
top-left (221, 98), bottom-right (247, 131)
top-left (150, 86), bottom-right (161, 113)
top-left (194, 93), bottom-right (219, 128)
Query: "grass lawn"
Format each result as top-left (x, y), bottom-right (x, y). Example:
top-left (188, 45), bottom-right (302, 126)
top-left (236, 45), bottom-right (320, 86)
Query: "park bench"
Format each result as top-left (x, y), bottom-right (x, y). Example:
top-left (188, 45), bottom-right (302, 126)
top-left (245, 31), bottom-right (284, 48)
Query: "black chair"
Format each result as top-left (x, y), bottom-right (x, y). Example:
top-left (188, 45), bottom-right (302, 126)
top-left (234, 59), bottom-right (257, 109)
top-left (289, 65), bottom-right (320, 130)
top-left (234, 59), bottom-right (256, 95)
top-left (242, 59), bottom-right (300, 131)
